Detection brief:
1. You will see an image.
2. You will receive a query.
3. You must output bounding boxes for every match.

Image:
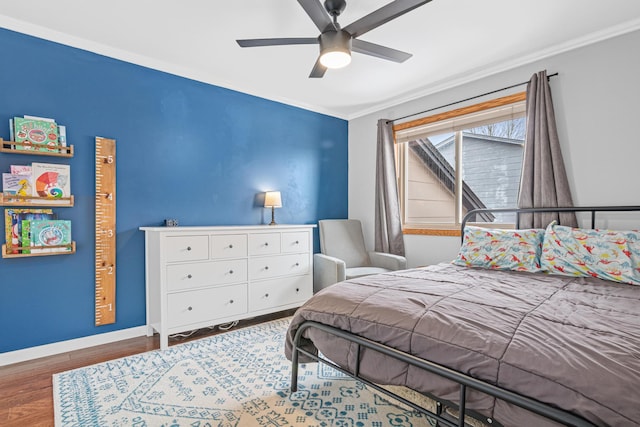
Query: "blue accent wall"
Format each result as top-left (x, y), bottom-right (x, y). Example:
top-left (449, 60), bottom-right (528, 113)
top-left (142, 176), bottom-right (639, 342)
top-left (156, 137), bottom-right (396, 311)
top-left (0, 28), bottom-right (348, 353)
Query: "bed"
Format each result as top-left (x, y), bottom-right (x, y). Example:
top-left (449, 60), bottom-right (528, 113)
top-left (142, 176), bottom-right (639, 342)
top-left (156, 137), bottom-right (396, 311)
top-left (285, 206), bottom-right (640, 427)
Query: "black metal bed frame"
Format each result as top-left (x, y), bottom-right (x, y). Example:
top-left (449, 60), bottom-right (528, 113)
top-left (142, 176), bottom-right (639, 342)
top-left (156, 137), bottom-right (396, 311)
top-left (461, 205), bottom-right (640, 242)
top-left (290, 206), bottom-right (640, 427)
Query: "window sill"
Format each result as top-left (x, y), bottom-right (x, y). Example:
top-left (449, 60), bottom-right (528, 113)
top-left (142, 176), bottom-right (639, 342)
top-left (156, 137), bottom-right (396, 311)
top-left (403, 222), bottom-right (516, 236)
top-left (403, 227), bottom-right (461, 237)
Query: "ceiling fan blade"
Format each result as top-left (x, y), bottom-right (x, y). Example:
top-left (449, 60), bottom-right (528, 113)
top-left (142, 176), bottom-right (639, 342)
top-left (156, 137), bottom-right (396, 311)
top-left (352, 39), bottom-right (412, 63)
top-left (237, 38), bottom-right (318, 47)
top-left (344, 0), bottom-right (432, 38)
top-left (298, 0), bottom-right (337, 32)
top-left (309, 57), bottom-right (327, 78)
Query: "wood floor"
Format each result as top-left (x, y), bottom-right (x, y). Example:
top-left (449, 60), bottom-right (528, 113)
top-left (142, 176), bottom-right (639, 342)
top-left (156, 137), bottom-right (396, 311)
top-left (0, 311), bottom-right (293, 427)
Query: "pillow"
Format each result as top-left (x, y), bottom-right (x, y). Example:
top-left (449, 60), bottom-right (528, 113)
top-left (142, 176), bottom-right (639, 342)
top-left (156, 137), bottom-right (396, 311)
top-left (453, 226), bottom-right (544, 272)
top-left (541, 221), bottom-right (640, 285)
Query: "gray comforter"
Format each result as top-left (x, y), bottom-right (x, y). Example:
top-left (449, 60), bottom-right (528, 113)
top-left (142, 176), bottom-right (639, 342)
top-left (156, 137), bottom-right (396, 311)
top-left (285, 263), bottom-right (640, 427)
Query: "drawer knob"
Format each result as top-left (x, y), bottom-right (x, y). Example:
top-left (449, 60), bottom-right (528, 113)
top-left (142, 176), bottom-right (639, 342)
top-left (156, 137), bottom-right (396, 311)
top-left (229, 244), bottom-right (233, 248)
top-left (295, 240), bottom-right (299, 244)
top-left (187, 306), bottom-right (193, 311)
top-left (229, 299), bottom-right (234, 304)
top-left (265, 293), bottom-right (269, 298)
top-left (187, 246), bottom-right (192, 251)
top-left (265, 266), bottom-right (269, 270)
top-left (296, 288), bottom-right (300, 292)
top-left (265, 242), bottom-right (269, 246)
top-left (187, 274), bottom-right (192, 279)
top-left (295, 262), bottom-right (299, 267)
top-left (229, 270), bottom-right (234, 274)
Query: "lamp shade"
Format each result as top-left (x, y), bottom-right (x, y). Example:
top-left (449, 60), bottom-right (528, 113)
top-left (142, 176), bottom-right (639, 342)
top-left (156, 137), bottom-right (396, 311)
top-left (264, 191), bottom-right (282, 208)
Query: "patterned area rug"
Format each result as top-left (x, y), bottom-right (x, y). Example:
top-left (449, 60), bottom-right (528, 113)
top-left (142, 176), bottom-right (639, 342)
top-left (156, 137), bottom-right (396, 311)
top-left (53, 317), bottom-right (432, 426)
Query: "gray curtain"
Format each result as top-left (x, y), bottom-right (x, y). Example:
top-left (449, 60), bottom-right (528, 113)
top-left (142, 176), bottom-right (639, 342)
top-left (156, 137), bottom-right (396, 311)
top-left (518, 70), bottom-right (578, 228)
top-left (375, 119), bottom-right (405, 256)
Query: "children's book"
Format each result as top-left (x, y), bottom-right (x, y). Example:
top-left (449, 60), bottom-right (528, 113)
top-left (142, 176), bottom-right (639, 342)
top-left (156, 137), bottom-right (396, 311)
top-left (21, 220), bottom-right (32, 254)
top-left (10, 165), bottom-right (32, 175)
top-left (29, 219), bottom-right (71, 253)
top-left (31, 162), bottom-right (71, 198)
top-left (58, 125), bottom-right (67, 147)
top-left (4, 208), bottom-right (54, 253)
top-left (2, 173), bottom-right (32, 196)
top-left (13, 116), bottom-right (59, 152)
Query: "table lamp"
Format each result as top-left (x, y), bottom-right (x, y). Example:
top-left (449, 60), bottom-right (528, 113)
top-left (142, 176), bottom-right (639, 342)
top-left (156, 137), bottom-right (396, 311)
top-left (264, 191), bottom-right (282, 225)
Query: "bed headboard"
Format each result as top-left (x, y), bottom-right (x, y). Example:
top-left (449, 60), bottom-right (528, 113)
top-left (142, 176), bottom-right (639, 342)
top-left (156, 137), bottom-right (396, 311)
top-left (461, 206), bottom-right (640, 243)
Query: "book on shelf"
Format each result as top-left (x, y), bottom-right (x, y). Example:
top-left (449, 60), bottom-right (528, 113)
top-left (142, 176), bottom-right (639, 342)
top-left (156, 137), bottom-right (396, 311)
top-left (10, 165), bottom-right (32, 175)
top-left (2, 173), bottom-right (32, 195)
top-left (20, 220), bottom-right (32, 254)
top-left (29, 219), bottom-right (72, 253)
top-left (23, 116), bottom-right (66, 148)
top-left (12, 116), bottom-right (59, 152)
top-left (4, 208), bottom-right (55, 253)
top-left (31, 162), bottom-right (71, 199)
top-left (58, 125), bottom-right (67, 147)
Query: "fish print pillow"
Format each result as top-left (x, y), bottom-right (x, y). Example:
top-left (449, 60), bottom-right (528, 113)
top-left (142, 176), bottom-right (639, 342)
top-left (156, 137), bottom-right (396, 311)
top-left (453, 226), bottom-right (544, 272)
top-left (541, 221), bottom-right (640, 285)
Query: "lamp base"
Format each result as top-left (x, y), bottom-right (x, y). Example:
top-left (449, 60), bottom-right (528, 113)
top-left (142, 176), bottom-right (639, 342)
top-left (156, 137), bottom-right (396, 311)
top-left (269, 206), bottom-right (277, 226)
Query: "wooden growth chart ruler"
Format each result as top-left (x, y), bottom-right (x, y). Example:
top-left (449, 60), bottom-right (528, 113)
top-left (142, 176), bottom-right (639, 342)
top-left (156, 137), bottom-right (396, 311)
top-left (95, 137), bottom-right (116, 325)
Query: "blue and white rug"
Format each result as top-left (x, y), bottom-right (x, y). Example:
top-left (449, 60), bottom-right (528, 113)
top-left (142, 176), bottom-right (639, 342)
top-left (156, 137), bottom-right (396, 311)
top-left (53, 317), bottom-right (432, 426)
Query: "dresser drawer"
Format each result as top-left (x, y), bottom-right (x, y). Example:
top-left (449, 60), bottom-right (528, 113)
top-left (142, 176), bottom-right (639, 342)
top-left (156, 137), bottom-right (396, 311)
top-left (248, 253), bottom-right (309, 280)
top-left (281, 231), bottom-right (309, 253)
top-left (165, 235), bottom-right (209, 262)
top-left (248, 233), bottom-right (281, 256)
top-left (249, 275), bottom-right (312, 312)
top-left (167, 284), bottom-right (247, 328)
top-left (211, 234), bottom-right (247, 259)
top-left (166, 259), bottom-right (248, 291)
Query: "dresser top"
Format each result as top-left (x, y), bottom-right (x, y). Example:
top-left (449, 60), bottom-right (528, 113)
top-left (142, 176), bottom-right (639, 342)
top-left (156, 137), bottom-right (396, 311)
top-left (139, 224), bottom-right (317, 232)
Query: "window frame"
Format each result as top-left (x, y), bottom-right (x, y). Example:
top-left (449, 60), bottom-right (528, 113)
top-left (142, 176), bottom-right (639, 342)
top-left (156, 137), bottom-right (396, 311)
top-left (393, 92), bottom-right (527, 236)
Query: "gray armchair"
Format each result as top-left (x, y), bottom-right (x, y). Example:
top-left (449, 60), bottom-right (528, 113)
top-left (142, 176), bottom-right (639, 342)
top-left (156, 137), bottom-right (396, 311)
top-left (313, 219), bottom-right (407, 292)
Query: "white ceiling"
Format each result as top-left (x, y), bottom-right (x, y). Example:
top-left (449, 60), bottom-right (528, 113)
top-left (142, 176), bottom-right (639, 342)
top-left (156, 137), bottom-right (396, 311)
top-left (1, 1), bottom-right (640, 119)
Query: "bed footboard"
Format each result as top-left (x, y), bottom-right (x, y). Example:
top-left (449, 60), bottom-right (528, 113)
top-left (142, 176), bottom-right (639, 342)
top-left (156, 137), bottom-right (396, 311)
top-left (290, 321), bottom-right (596, 427)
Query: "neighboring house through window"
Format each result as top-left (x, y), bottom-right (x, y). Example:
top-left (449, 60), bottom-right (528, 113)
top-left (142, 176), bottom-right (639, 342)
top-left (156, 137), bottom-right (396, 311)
top-left (394, 92), bottom-right (526, 235)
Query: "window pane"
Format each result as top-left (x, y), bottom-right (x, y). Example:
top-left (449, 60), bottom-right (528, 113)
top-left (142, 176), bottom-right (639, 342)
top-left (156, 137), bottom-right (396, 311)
top-left (461, 117), bottom-right (525, 223)
top-left (405, 133), bottom-right (456, 223)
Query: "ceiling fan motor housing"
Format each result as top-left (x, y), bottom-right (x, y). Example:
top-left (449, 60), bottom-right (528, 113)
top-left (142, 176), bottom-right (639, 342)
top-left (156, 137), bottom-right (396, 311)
top-left (319, 30), bottom-right (352, 54)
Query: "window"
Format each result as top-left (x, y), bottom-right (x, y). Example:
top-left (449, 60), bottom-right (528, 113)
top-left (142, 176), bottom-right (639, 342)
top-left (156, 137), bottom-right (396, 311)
top-left (394, 92), bottom-right (526, 234)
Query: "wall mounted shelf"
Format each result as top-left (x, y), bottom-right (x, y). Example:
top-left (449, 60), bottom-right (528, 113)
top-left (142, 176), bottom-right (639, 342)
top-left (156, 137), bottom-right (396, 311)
top-left (0, 138), bottom-right (74, 158)
top-left (0, 193), bottom-right (74, 207)
top-left (2, 241), bottom-right (76, 258)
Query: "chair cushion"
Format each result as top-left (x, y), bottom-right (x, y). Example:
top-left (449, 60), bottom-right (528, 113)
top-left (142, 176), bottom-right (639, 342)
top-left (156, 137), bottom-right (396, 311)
top-left (346, 267), bottom-right (391, 279)
top-left (319, 219), bottom-right (370, 268)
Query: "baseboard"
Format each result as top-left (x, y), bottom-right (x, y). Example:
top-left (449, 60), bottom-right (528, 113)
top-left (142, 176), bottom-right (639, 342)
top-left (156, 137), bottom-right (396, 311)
top-left (0, 326), bottom-right (148, 367)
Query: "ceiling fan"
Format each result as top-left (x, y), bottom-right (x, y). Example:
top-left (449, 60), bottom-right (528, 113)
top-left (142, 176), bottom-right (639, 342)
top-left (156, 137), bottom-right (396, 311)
top-left (236, 0), bottom-right (432, 78)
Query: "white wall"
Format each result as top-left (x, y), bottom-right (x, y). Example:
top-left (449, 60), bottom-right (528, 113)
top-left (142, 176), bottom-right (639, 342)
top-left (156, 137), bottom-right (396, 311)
top-left (349, 29), bottom-right (640, 268)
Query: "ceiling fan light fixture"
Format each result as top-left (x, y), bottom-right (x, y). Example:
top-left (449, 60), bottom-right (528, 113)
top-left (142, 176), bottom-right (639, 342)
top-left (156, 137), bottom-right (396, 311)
top-left (320, 50), bottom-right (351, 68)
top-left (319, 30), bottom-right (352, 69)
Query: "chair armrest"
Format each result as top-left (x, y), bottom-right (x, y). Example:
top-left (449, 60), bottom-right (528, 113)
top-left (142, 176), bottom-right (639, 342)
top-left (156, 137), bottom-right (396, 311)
top-left (313, 253), bottom-right (346, 293)
top-left (368, 251), bottom-right (407, 271)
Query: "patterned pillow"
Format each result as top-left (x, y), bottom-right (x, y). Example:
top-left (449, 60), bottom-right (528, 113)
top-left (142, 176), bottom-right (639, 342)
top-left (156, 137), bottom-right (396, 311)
top-left (453, 226), bottom-right (544, 272)
top-left (541, 222), bottom-right (640, 285)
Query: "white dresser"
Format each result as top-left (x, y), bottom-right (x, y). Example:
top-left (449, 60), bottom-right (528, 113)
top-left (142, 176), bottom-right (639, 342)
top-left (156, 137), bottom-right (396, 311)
top-left (139, 224), bottom-right (316, 349)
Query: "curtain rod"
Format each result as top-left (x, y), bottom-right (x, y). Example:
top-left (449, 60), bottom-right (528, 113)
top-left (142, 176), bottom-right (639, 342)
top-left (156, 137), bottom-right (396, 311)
top-left (391, 72), bottom-right (558, 123)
